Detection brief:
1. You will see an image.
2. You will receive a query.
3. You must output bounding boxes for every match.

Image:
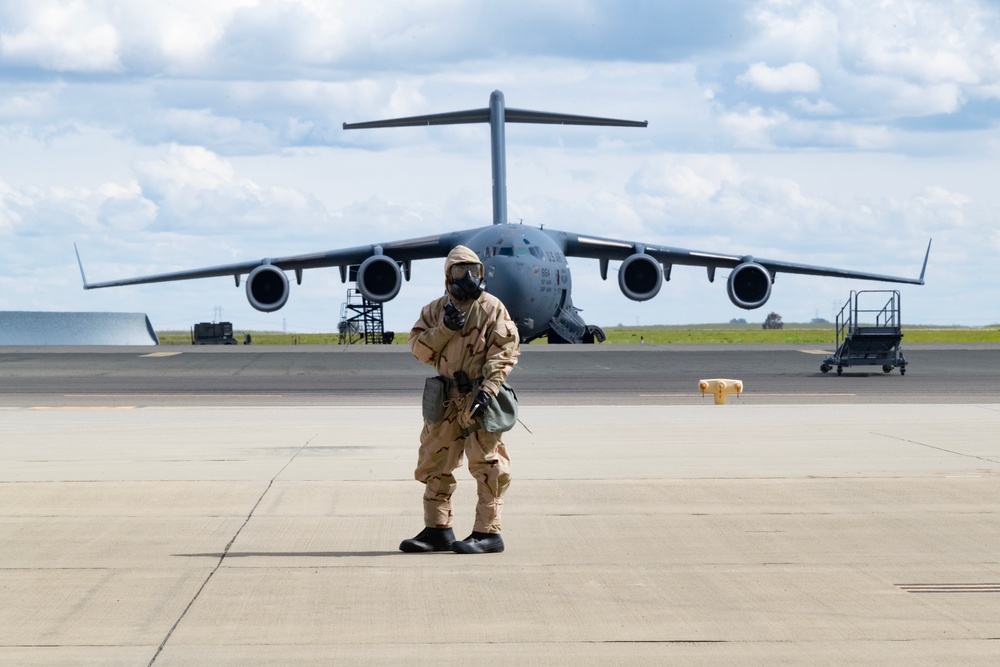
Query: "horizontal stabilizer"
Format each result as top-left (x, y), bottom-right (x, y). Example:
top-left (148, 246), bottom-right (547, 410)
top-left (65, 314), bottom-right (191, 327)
top-left (344, 107), bottom-right (646, 130)
top-left (344, 108), bottom-right (491, 129)
top-left (505, 108), bottom-right (647, 127)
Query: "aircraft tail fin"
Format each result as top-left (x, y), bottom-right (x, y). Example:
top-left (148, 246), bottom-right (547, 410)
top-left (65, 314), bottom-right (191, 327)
top-left (343, 91), bottom-right (646, 226)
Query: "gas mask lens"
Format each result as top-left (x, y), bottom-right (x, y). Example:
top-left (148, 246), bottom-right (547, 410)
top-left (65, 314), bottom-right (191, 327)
top-left (449, 264), bottom-right (482, 281)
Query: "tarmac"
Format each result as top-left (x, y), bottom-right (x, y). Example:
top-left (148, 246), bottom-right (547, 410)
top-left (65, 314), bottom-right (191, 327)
top-left (1, 345), bottom-right (999, 665)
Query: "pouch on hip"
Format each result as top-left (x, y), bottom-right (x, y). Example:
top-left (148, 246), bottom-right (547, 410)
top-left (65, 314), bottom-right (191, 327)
top-left (421, 376), bottom-right (448, 423)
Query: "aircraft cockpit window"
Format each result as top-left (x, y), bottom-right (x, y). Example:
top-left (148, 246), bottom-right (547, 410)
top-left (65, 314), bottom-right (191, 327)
top-left (487, 244), bottom-right (540, 257)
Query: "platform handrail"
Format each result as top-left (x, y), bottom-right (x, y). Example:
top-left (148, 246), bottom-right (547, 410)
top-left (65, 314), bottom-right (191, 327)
top-left (834, 290), bottom-right (903, 348)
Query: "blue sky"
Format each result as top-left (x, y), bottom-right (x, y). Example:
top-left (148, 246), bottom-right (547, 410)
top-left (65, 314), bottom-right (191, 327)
top-left (1, 0), bottom-right (997, 333)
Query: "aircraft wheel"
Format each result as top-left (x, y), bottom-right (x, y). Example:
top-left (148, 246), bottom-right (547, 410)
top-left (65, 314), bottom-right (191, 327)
top-left (583, 325), bottom-right (606, 344)
top-left (820, 364), bottom-right (831, 373)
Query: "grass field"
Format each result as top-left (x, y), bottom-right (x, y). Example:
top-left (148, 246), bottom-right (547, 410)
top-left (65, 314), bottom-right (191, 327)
top-left (158, 324), bottom-right (1000, 346)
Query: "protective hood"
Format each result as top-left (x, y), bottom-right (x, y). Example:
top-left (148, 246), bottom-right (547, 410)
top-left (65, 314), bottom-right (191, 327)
top-left (444, 245), bottom-right (485, 300)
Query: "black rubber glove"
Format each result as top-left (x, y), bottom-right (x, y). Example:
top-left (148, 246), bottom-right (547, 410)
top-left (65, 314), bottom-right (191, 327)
top-left (467, 390), bottom-right (491, 418)
top-left (443, 301), bottom-right (465, 331)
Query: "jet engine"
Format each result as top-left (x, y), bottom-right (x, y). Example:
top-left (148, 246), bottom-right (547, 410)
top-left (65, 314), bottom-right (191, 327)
top-left (357, 255), bottom-right (402, 302)
top-left (246, 264), bottom-right (290, 312)
top-left (618, 253), bottom-right (663, 302)
top-left (726, 262), bottom-right (772, 310)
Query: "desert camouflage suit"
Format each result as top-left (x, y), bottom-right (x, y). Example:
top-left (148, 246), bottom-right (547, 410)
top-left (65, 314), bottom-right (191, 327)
top-left (409, 245), bottom-right (520, 534)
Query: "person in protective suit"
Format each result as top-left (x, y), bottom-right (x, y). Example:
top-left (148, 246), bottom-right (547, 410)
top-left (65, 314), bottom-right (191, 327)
top-left (401, 245), bottom-right (520, 554)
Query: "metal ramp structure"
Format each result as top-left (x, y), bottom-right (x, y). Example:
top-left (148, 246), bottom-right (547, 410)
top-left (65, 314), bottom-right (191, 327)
top-left (338, 289), bottom-right (394, 345)
top-left (821, 290), bottom-right (906, 375)
top-left (0, 311), bottom-right (159, 346)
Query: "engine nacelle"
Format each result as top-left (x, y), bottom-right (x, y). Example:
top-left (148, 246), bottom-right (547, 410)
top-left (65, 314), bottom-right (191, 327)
top-left (726, 262), bottom-right (772, 310)
top-left (357, 255), bottom-right (402, 302)
top-left (618, 253), bottom-right (663, 302)
top-left (246, 264), bottom-right (290, 312)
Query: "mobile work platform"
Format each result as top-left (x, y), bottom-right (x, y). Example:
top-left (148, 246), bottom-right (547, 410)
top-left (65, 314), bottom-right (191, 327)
top-left (821, 290), bottom-right (907, 375)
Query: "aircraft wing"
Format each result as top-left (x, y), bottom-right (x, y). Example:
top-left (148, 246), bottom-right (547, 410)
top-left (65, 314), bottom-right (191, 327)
top-left (554, 231), bottom-right (931, 285)
top-left (75, 232), bottom-right (471, 290)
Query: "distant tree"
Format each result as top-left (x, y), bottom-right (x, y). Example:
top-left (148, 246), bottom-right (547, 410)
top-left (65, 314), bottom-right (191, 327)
top-left (729, 318), bottom-right (747, 324)
top-left (810, 317), bottom-right (829, 324)
top-left (762, 312), bottom-right (784, 330)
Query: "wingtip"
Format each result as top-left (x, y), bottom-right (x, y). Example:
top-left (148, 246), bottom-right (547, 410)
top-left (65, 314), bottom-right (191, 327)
top-left (918, 237), bottom-right (932, 284)
top-left (74, 242), bottom-right (90, 289)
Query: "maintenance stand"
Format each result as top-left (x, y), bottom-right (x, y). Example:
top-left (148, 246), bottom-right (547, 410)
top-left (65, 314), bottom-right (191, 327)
top-left (338, 289), bottom-right (395, 345)
top-left (821, 290), bottom-right (907, 375)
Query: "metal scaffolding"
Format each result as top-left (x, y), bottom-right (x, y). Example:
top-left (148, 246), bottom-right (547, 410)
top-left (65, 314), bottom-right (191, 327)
top-left (338, 289), bottom-right (394, 344)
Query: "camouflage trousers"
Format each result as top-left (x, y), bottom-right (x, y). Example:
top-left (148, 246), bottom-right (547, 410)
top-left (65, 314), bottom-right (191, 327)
top-left (414, 397), bottom-right (511, 534)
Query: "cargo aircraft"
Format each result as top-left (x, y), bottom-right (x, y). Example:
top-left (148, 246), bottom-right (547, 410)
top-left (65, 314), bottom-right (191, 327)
top-left (77, 90), bottom-right (930, 343)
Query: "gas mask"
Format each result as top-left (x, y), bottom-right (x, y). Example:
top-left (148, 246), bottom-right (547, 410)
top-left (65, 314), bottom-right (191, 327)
top-left (447, 263), bottom-right (484, 302)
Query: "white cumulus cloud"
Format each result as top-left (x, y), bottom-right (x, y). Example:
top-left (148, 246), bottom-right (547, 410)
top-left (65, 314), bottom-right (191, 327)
top-left (739, 62), bottom-right (822, 93)
top-left (2, 0), bottom-right (999, 327)
top-left (0, 1), bottom-right (122, 72)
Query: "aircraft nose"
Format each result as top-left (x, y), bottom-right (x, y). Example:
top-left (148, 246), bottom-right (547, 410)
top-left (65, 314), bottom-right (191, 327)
top-left (485, 260), bottom-right (535, 311)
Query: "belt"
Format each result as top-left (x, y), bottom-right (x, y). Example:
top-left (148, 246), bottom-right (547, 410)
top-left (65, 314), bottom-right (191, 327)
top-left (439, 371), bottom-right (482, 395)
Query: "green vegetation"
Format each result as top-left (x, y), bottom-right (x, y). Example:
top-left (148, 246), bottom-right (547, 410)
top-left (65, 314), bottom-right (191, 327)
top-left (157, 324), bottom-right (1000, 346)
top-left (602, 327), bottom-right (833, 345)
top-left (156, 331), bottom-right (368, 346)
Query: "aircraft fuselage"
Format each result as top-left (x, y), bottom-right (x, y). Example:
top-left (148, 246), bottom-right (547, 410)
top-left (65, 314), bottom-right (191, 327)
top-left (463, 223), bottom-right (571, 342)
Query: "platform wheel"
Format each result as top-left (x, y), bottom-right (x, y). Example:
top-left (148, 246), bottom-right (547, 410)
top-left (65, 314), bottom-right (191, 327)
top-left (882, 365), bottom-right (893, 374)
top-left (820, 364), bottom-right (831, 374)
top-left (900, 367), bottom-right (906, 376)
top-left (836, 366), bottom-right (843, 376)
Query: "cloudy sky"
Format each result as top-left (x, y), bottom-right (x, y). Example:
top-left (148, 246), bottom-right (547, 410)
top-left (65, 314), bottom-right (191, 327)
top-left (2, 0), bottom-right (998, 334)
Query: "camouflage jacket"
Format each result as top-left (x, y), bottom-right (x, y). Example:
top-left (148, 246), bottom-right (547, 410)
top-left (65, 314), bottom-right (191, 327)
top-left (409, 246), bottom-right (520, 397)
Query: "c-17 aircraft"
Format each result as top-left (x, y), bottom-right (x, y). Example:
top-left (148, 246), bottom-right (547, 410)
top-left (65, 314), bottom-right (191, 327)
top-left (77, 90), bottom-right (930, 343)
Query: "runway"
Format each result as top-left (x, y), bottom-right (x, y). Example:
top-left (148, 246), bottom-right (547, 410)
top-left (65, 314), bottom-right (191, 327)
top-left (3, 343), bottom-right (999, 406)
top-left (1, 345), bottom-right (999, 665)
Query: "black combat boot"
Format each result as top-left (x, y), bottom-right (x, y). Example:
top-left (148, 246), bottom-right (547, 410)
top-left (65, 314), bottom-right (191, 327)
top-left (399, 527), bottom-right (456, 553)
top-left (451, 531), bottom-right (504, 554)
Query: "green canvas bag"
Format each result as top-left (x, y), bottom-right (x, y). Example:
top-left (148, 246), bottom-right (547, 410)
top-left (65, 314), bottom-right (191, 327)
top-left (471, 380), bottom-right (518, 434)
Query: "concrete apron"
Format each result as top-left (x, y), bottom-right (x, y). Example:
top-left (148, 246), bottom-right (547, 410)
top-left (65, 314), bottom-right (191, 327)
top-left (1, 403), bottom-right (998, 666)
